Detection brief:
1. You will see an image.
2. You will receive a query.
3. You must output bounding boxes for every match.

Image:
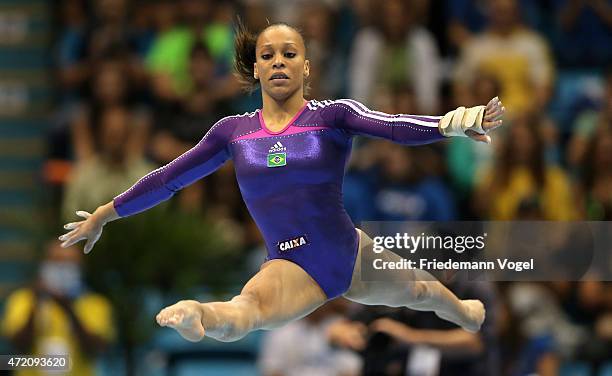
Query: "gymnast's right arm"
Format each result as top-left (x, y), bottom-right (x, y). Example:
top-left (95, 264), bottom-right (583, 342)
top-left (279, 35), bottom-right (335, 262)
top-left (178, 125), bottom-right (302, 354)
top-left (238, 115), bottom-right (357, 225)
top-left (59, 116), bottom-right (236, 253)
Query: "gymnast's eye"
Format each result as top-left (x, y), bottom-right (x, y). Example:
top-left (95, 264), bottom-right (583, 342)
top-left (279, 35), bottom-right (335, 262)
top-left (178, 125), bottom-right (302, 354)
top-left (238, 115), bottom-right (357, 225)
top-left (285, 52), bottom-right (296, 58)
top-left (261, 54), bottom-right (272, 60)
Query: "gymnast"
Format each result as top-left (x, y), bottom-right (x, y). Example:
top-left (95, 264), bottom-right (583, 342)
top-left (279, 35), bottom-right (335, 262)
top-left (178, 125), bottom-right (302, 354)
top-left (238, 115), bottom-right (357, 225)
top-left (59, 20), bottom-right (505, 343)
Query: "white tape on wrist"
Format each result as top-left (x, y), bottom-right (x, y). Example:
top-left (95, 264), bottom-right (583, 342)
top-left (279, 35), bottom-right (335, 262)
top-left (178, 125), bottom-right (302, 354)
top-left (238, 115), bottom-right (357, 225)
top-left (438, 105), bottom-right (486, 137)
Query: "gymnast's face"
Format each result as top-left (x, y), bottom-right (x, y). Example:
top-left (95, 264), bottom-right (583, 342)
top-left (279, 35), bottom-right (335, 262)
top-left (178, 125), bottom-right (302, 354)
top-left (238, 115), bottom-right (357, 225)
top-left (254, 25), bottom-right (310, 101)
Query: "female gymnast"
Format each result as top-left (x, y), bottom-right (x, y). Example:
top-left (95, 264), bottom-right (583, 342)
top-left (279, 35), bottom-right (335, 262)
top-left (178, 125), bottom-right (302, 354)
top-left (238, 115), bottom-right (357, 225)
top-left (59, 21), bottom-right (505, 343)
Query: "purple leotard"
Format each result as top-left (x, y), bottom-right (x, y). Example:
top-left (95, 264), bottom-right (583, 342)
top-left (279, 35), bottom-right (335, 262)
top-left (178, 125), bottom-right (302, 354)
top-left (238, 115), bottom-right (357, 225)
top-left (113, 99), bottom-right (445, 298)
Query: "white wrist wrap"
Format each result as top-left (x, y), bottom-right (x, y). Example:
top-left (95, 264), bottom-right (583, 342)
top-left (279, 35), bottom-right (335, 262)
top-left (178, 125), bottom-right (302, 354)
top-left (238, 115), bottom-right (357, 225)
top-left (438, 105), bottom-right (486, 137)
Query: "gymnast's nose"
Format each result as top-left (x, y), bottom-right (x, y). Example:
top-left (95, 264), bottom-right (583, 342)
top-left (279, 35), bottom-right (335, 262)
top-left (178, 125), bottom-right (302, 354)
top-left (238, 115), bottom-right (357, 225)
top-left (273, 54), bottom-right (285, 69)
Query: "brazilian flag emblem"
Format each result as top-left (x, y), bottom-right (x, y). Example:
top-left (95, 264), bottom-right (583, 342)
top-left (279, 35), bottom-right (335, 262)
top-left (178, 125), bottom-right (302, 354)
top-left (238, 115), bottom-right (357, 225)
top-left (267, 152), bottom-right (286, 167)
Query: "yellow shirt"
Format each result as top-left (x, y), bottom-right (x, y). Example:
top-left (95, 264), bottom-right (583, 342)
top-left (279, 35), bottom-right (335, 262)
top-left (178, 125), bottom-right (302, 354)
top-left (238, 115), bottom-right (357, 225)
top-left (455, 28), bottom-right (554, 115)
top-left (478, 166), bottom-right (577, 220)
top-left (1, 288), bottom-right (115, 376)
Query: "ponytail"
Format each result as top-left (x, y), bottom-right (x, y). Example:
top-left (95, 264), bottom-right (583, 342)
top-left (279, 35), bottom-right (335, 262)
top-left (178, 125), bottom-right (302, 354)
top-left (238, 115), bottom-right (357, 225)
top-left (233, 16), bottom-right (259, 94)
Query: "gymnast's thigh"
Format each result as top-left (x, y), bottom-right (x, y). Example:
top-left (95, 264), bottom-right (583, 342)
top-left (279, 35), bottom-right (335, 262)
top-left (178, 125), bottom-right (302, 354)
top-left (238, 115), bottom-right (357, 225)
top-left (343, 228), bottom-right (421, 306)
top-left (241, 258), bottom-right (328, 330)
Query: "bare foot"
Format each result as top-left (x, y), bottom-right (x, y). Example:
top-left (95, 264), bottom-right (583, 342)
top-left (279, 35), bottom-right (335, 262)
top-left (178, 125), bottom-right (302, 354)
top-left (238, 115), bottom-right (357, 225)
top-left (435, 299), bottom-right (485, 333)
top-left (459, 299), bottom-right (485, 332)
top-left (156, 300), bottom-right (205, 342)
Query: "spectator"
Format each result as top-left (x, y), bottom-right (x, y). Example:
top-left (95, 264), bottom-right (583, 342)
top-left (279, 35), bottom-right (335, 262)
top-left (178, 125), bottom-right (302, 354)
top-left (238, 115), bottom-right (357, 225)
top-left (553, 0), bottom-right (612, 67)
top-left (328, 279), bottom-right (499, 376)
top-left (298, 1), bottom-right (346, 99)
top-left (259, 300), bottom-right (361, 376)
top-left (473, 113), bottom-right (576, 220)
top-left (241, 0), bottom-right (270, 34)
top-left (446, 0), bottom-right (542, 51)
top-left (568, 281), bottom-right (612, 373)
top-left (498, 288), bottom-right (560, 376)
top-left (567, 68), bottom-right (612, 169)
top-left (372, 143), bottom-right (456, 221)
top-left (575, 127), bottom-right (612, 220)
top-left (245, 0), bottom-right (344, 26)
top-left (1, 240), bottom-right (114, 376)
top-left (150, 42), bottom-right (232, 163)
top-left (349, 0), bottom-right (441, 113)
top-left (87, 0), bottom-right (150, 89)
top-left (331, 0), bottom-right (375, 61)
top-left (454, 0), bottom-right (555, 116)
top-left (146, 0), bottom-right (236, 99)
top-left (62, 106), bottom-right (155, 222)
top-left (149, 0), bottom-right (178, 35)
top-left (70, 58), bottom-right (151, 162)
top-left (127, 0), bottom-right (158, 59)
top-left (342, 137), bottom-right (380, 224)
top-left (55, 0), bottom-right (89, 105)
top-left (88, 0), bottom-right (131, 60)
top-left (446, 0), bottom-right (490, 50)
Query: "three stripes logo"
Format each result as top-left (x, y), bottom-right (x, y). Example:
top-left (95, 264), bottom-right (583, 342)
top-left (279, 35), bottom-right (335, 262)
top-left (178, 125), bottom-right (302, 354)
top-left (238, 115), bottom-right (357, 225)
top-left (267, 142), bottom-right (287, 167)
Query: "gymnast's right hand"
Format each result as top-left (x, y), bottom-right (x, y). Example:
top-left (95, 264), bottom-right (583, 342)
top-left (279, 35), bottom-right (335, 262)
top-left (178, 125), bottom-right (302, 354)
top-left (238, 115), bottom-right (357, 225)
top-left (59, 210), bottom-right (104, 254)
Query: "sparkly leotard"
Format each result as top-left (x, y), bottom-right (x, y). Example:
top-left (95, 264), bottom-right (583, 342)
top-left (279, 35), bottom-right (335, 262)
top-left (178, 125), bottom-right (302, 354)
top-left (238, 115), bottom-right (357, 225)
top-left (113, 99), bottom-right (445, 298)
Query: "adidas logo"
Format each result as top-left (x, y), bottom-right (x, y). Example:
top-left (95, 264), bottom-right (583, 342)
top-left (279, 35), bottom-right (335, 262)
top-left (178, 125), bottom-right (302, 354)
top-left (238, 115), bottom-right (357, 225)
top-left (307, 100), bottom-right (333, 110)
top-left (268, 141), bottom-right (286, 153)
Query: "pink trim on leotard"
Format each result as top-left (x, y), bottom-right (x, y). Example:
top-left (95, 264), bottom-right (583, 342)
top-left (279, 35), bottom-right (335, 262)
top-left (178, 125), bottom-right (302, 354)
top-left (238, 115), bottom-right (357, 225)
top-left (232, 125), bottom-right (330, 142)
top-left (258, 100), bottom-right (309, 135)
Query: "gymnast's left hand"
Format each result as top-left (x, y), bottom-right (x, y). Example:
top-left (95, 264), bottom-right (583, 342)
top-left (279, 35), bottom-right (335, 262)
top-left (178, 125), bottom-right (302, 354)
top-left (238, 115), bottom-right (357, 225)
top-left (465, 96), bottom-right (505, 144)
top-left (58, 210), bottom-right (104, 254)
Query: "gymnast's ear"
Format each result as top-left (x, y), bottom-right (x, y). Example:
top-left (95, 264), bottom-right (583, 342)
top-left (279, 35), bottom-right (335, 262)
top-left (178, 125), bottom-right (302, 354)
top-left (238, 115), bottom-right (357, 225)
top-left (303, 59), bottom-right (310, 78)
top-left (254, 63), bottom-right (259, 80)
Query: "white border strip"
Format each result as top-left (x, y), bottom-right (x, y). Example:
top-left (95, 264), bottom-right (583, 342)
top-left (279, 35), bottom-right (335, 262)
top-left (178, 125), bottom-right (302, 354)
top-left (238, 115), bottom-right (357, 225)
top-left (335, 99), bottom-right (440, 128)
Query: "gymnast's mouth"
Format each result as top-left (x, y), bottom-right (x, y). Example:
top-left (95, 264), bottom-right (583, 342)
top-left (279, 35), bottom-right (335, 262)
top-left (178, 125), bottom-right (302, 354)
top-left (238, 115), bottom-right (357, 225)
top-left (270, 73), bottom-right (289, 80)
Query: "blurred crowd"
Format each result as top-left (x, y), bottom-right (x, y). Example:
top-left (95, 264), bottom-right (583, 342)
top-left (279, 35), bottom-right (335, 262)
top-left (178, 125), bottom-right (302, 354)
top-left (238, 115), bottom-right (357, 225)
top-left (2, 0), bottom-right (610, 375)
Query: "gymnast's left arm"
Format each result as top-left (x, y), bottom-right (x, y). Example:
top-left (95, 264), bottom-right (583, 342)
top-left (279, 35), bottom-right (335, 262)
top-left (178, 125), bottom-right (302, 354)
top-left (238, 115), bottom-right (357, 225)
top-left (321, 97), bottom-right (504, 145)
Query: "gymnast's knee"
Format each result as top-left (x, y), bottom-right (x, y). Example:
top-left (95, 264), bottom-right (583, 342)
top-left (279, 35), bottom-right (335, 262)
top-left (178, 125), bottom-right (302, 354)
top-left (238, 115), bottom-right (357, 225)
top-left (404, 280), bottom-right (433, 305)
top-left (375, 280), bottom-right (431, 308)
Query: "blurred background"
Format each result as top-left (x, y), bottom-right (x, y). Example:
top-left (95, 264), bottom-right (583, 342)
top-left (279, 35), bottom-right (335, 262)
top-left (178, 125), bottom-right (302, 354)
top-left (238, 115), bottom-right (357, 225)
top-left (0, 0), bottom-right (610, 375)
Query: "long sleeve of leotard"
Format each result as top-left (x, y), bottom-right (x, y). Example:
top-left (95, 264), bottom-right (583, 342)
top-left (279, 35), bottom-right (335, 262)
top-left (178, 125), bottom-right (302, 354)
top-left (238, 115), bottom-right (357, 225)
top-left (320, 98), bottom-right (446, 145)
top-left (112, 116), bottom-right (237, 217)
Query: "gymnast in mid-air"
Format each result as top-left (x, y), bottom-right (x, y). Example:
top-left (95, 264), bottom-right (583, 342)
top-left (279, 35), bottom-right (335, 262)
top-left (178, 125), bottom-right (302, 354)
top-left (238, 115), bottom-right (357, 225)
top-left (59, 20), bottom-right (504, 342)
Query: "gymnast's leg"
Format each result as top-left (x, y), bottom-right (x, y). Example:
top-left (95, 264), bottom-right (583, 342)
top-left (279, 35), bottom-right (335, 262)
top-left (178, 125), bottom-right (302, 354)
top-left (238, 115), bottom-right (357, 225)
top-left (343, 229), bottom-right (485, 332)
top-left (156, 259), bottom-right (327, 342)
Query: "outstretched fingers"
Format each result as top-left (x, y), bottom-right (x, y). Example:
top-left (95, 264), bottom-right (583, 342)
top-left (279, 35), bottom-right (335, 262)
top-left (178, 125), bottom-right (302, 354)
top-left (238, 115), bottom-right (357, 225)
top-left (83, 232), bottom-right (101, 254)
top-left (483, 97), bottom-right (505, 132)
top-left (59, 225), bottom-right (82, 248)
top-left (59, 210), bottom-right (101, 252)
top-left (76, 210), bottom-right (92, 218)
top-left (59, 227), bottom-right (78, 242)
top-left (60, 233), bottom-right (86, 248)
top-left (63, 221), bottom-right (84, 230)
top-left (465, 129), bottom-right (491, 144)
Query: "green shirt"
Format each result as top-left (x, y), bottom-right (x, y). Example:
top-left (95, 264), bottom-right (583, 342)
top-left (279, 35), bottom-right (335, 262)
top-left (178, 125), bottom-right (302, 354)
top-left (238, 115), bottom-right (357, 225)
top-left (146, 24), bottom-right (233, 96)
